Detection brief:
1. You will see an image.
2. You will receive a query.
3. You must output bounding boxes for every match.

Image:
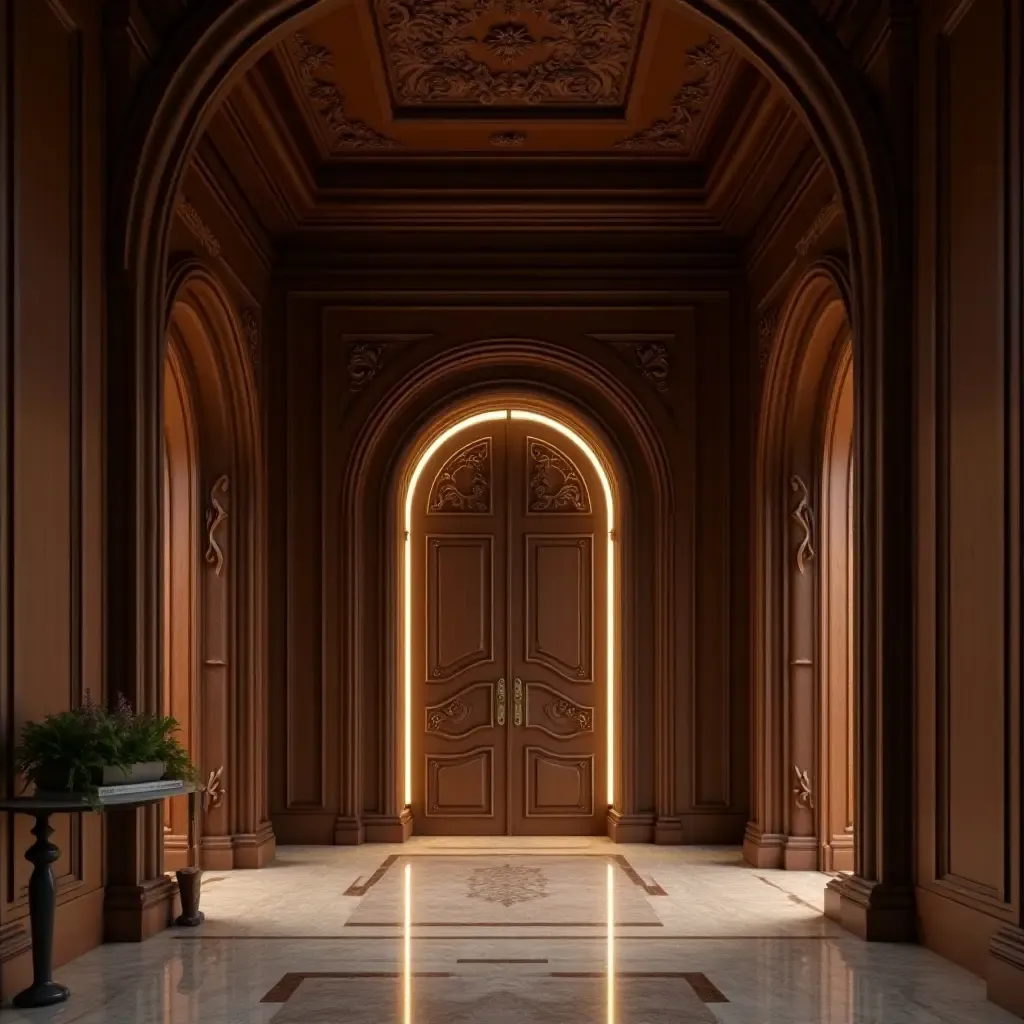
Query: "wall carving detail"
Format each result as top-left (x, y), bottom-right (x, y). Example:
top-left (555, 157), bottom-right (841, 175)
top-left (176, 198), bottom-right (221, 258)
top-left (795, 194), bottom-right (840, 256)
top-left (528, 437), bottom-right (591, 512)
top-left (615, 34), bottom-right (725, 151)
top-left (427, 698), bottom-right (471, 731)
top-left (790, 475), bottom-right (814, 574)
top-left (792, 765), bottom-right (813, 810)
top-left (372, 0), bottom-right (647, 108)
top-left (242, 308), bottom-right (260, 375)
top-left (546, 697), bottom-right (593, 731)
top-left (205, 766), bottom-right (226, 811)
top-left (204, 475), bottom-right (230, 576)
top-left (347, 343), bottom-right (385, 391)
top-left (635, 342), bottom-right (669, 391)
top-left (491, 131), bottom-right (527, 146)
top-left (757, 308), bottom-right (778, 369)
top-left (428, 438), bottom-right (492, 513)
top-left (293, 33), bottom-right (400, 150)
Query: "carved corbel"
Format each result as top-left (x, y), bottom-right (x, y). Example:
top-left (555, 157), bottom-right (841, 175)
top-left (790, 475), bottom-right (815, 574)
top-left (203, 475), bottom-right (229, 575)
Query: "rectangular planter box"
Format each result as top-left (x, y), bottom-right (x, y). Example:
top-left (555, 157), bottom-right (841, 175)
top-left (99, 761), bottom-right (165, 785)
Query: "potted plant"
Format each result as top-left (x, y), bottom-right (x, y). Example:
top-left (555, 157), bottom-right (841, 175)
top-left (14, 692), bottom-right (196, 806)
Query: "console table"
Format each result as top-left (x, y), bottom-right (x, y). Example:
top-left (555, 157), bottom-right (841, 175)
top-left (0, 784), bottom-right (197, 1008)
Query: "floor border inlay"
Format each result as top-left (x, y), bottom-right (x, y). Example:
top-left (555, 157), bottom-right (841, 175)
top-left (261, 971), bottom-right (453, 1003)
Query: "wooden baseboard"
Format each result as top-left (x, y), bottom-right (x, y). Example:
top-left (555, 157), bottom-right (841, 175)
top-left (232, 823), bottom-right (277, 868)
top-left (825, 875), bottom-right (916, 942)
top-left (607, 809), bottom-right (655, 843)
top-left (104, 876), bottom-right (177, 943)
top-left (363, 809), bottom-right (413, 843)
top-left (988, 924), bottom-right (1024, 1018)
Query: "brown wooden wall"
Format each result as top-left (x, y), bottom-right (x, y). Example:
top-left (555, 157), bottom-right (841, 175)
top-left (914, 0), bottom-right (1023, 980)
top-left (0, 0), bottom-right (106, 991)
top-left (268, 269), bottom-right (752, 844)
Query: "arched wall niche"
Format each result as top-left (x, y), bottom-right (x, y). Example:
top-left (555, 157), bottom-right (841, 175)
top-left (160, 260), bottom-right (275, 870)
top-left (106, 0), bottom-right (915, 939)
top-left (324, 336), bottom-right (682, 844)
top-left (746, 258), bottom-right (856, 875)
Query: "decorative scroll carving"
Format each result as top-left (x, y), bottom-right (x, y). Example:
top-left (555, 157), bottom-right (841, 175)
top-left (204, 475), bottom-right (229, 576)
top-left (546, 698), bottom-right (592, 731)
top-left (792, 765), bottom-right (813, 810)
top-left (204, 766), bottom-right (226, 811)
top-left (757, 308), bottom-right (778, 369)
top-left (490, 131), bottom-right (526, 146)
top-left (293, 33), bottom-right (400, 150)
top-left (372, 0), bottom-right (646, 108)
top-left (347, 344), bottom-right (385, 391)
top-left (614, 34), bottom-right (725, 151)
top-left (635, 342), bottom-right (669, 391)
top-left (790, 475), bottom-right (815, 574)
top-left (242, 308), bottom-right (260, 374)
top-left (796, 195), bottom-right (840, 256)
top-left (428, 438), bottom-right (491, 513)
top-left (527, 437), bottom-right (591, 513)
top-left (427, 698), bottom-right (471, 731)
top-left (177, 198), bottom-right (221, 258)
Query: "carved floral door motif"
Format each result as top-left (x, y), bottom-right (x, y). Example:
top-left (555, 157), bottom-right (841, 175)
top-left (411, 413), bottom-right (606, 835)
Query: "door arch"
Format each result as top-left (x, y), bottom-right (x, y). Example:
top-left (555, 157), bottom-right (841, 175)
top-left (403, 407), bottom-right (617, 835)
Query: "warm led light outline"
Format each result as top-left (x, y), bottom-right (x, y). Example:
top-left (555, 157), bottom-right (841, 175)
top-left (607, 861), bottom-right (616, 1024)
top-left (403, 862), bottom-right (411, 1024)
top-left (403, 407), bottom-right (616, 809)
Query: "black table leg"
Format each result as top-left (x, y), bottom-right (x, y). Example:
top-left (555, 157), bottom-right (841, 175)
top-left (12, 812), bottom-right (70, 1008)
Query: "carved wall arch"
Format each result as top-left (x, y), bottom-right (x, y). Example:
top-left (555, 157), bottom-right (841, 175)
top-left (106, 0), bottom-right (913, 935)
top-left (162, 262), bottom-right (275, 870)
top-left (746, 258), bottom-right (855, 876)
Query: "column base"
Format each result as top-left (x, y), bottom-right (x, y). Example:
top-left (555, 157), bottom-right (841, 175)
top-left (653, 816), bottom-right (683, 844)
top-left (824, 874), bottom-right (916, 942)
top-left (606, 809), bottom-right (655, 843)
top-left (334, 816), bottom-right (366, 846)
top-left (231, 822), bottom-right (277, 867)
top-left (104, 875), bottom-right (178, 942)
top-left (988, 924), bottom-right (1024, 1018)
top-left (199, 835), bottom-right (235, 871)
top-left (363, 808), bottom-right (413, 843)
top-left (742, 823), bottom-right (785, 867)
top-left (783, 835), bottom-right (818, 871)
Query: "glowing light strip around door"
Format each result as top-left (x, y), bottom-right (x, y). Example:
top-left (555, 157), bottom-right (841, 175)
top-left (402, 408), bottom-right (616, 810)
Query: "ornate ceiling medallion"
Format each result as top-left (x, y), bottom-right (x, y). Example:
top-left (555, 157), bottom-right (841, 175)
top-left (372, 0), bottom-right (648, 110)
top-left (292, 34), bottom-right (400, 150)
top-left (615, 34), bottom-right (725, 151)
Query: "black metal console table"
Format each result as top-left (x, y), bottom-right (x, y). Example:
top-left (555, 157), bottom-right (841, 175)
top-left (0, 783), bottom-right (197, 1008)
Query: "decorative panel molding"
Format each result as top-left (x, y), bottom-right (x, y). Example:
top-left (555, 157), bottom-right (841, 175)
top-left (526, 436), bottom-right (591, 513)
top-left (426, 536), bottom-right (494, 680)
top-left (426, 749), bottom-right (494, 816)
top-left (428, 438), bottom-right (493, 514)
top-left (424, 681), bottom-right (496, 739)
top-left (524, 535), bottom-right (593, 681)
top-left (524, 681), bottom-right (594, 739)
top-left (524, 748), bottom-right (594, 817)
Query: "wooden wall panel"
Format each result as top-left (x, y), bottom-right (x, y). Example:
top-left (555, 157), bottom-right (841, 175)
top-left (0, 0), bottom-right (105, 995)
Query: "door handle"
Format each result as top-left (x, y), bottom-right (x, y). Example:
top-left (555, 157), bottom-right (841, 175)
top-left (513, 677), bottom-right (523, 727)
top-left (496, 678), bottom-right (506, 726)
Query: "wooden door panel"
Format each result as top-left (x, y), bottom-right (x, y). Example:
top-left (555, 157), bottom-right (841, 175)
top-left (525, 534), bottom-right (594, 681)
top-left (426, 536), bottom-right (494, 679)
top-left (525, 436), bottom-right (593, 514)
top-left (524, 748), bottom-right (595, 819)
top-left (524, 681), bottom-right (595, 739)
top-left (426, 749), bottom-right (495, 819)
top-left (425, 681), bottom-right (496, 739)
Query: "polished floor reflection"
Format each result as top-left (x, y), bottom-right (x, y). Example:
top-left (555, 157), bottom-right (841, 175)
top-left (0, 840), bottom-right (1016, 1023)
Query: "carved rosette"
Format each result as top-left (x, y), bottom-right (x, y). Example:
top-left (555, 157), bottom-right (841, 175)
top-left (373, 0), bottom-right (646, 108)
top-left (348, 344), bottom-right (385, 391)
top-left (790, 475), bottom-right (815, 574)
top-left (527, 437), bottom-right (591, 512)
top-left (615, 35), bottom-right (725, 151)
top-left (635, 343), bottom-right (669, 391)
top-left (428, 438), bottom-right (492, 513)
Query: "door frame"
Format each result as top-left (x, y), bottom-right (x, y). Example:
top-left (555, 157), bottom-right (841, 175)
top-left (403, 407), bottom-right (617, 833)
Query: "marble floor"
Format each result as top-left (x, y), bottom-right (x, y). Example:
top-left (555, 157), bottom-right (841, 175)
top-left (0, 838), bottom-right (1017, 1023)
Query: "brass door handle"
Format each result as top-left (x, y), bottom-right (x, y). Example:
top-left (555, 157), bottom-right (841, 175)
top-left (513, 677), bottom-right (523, 727)
top-left (496, 678), bottom-right (506, 726)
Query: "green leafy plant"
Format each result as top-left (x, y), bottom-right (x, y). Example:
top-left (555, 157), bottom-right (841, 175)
top-left (13, 691), bottom-right (197, 803)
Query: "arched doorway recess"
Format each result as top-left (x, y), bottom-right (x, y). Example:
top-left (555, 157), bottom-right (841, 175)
top-left (400, 402), bottom-right (618, 836)
top-left (746, 260), bottom-right (856, 873)
top-left (161, 262), bottom-right (274, 870)
top-left (108, 0), bottom-right (914, 940)
top-left (325, 343), bottom-right (677, 844)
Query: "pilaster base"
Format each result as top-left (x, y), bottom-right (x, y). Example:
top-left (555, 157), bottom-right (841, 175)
top-left (742, 823), bottom-right (785, 868)
top-left (606, 809), bottom-right (655, 843)
top-left (334, 816), bottom-right (366, 846)
top-left (653, 816), bottom-right (683, 844)
top-left (104, 876), bottom-right (178, 942)
top-left (199, 835), bottom-right (235, 871)
top-left (783, 835), bottom-right (818, 871)
top-left (824, 875), bottom-right (916, 942)
top-left (232, 823), bottom-right (277, 867)
top-left (988, 924), bottom-right (1024, 1018)
top-left (363, 808), bottom-right (413, 843)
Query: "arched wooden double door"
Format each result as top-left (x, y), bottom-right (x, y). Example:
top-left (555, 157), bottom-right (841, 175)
top-left (411, 412), bottom-right (608, 835)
